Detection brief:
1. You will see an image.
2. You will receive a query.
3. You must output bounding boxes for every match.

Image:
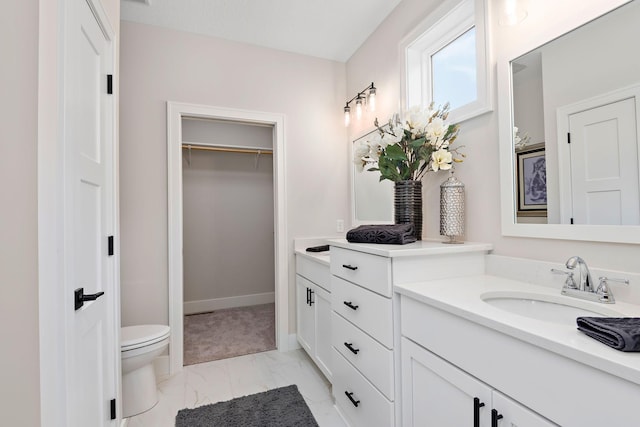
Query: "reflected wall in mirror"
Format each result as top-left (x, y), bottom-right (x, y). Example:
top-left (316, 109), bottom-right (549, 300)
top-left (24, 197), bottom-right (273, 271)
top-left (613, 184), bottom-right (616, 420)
top-left (351, 129), bottom-right (393, 225)
top-left (510, 0), bottom-right (640, 226)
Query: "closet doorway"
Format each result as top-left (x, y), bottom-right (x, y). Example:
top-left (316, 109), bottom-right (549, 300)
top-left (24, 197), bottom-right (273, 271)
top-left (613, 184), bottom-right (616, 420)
top-left (167, 102), bottom-right (288, 374)
top-left (182, 118), bottom-right (275, 365)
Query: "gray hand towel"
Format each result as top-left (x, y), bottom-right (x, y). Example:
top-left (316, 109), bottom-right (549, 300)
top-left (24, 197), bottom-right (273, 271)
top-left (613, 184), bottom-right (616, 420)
top-left (346, 224), bottom-right (417, 245)
top-left (576, 317), bottom-right (640, 352)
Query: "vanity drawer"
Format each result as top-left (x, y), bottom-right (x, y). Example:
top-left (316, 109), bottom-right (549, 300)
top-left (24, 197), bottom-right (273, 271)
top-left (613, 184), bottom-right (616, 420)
top-left (330, 246), bottom-right (391, 297)
top-left (331, 276), bottom-right (393, 348)
top-left (332, 311), bottom-right (394, 400)
top-left (333, 349), bottom-right (394, 427)
top-left (296, 255), bottom-right (331, 292)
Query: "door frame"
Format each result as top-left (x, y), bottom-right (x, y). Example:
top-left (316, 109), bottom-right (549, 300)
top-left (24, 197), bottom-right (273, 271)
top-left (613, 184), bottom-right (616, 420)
top-left (167, 102), bottom-right (289, 374)
top-left (556, 83), bottom-right (640, 224)
top-left (38, 0), bottom-right (119, 424)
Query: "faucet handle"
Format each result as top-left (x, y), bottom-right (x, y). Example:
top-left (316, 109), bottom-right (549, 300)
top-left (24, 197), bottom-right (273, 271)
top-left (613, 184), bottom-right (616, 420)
top-left (596, 277), bottom-right (629, 304)
top-left (551, 268), bottom-right (578, 289)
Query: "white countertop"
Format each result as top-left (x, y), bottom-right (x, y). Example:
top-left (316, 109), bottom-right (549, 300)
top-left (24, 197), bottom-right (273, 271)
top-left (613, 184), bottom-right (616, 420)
top-left (395, 276), bottom-right (640, 385)
top-left (294, 249), bottom-right (330, 266)
top-left (328, 238), bottom-right (492, 258)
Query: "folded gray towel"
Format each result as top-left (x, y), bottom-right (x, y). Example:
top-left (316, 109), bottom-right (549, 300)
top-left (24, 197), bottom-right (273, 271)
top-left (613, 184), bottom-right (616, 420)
top-left (346, 224), bottom-right (417, 245)
top-left (576, 317), bottom-right (640, 352)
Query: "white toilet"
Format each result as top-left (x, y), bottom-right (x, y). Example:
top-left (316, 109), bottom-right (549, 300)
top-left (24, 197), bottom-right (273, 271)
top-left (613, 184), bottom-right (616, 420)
top-left (121, 324), bottom-right (171, 418)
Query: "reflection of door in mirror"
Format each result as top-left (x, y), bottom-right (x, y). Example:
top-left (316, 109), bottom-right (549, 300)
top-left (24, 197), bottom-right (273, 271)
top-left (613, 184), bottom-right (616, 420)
top-left (510, 0), bottom-right (640, 225)
top-left (561, 96), bottom-right (639, 225)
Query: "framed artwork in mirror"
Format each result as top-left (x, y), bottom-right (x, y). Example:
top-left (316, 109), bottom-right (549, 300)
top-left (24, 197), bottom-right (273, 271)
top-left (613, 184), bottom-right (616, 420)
top-left (516, 143), bottom-right (547, 216)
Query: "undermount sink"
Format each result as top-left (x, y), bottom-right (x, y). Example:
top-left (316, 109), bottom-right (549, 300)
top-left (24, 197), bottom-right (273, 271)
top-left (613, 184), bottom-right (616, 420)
top-left (481, 291), bottom-right (623, 325)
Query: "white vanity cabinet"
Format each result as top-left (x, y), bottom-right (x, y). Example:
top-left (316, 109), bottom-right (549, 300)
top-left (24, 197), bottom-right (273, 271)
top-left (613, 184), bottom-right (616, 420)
top-left (295, 254), bottom-right (332, 382)
top-left (402, 337), bottom-right (556, 427)
top-left (328, 240), bottom-right (492, 427)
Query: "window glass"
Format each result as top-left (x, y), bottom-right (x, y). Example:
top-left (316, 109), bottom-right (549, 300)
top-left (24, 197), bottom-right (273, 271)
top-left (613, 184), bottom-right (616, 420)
top-left (431, 27), bottom-right (477, 110)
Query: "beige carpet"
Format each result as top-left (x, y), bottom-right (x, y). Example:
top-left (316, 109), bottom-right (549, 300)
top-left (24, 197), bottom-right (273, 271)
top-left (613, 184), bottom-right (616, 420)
top-left (184, 303), bottom-right (276, 366)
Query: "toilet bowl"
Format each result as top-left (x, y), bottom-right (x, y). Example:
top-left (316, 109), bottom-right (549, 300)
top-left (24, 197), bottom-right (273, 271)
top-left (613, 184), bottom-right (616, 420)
top-left (121, 324), bottom-right (170, 418)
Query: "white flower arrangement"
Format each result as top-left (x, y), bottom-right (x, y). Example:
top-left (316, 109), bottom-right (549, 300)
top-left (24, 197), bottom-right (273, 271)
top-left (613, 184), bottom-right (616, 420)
top-left (514, 126), bottom-right (531, 150)
top-left (354, 103), bottom-right (463, 182)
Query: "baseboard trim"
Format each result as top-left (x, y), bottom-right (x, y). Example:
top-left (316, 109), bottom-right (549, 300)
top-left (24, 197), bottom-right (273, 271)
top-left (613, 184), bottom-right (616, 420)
top-left (286, 333), bottom-right (301, 351)
top-left (184, 292), bottom-right (275, 315)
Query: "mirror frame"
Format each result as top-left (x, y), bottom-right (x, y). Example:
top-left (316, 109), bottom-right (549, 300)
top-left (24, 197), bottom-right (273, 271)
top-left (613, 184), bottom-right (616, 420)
top-left (497, 0), bottom-right (640, 244)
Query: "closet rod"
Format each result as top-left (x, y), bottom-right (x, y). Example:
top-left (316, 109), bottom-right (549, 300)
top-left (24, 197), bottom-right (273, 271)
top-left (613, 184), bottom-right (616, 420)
top-left (181, 144), bottom-right (273, 155)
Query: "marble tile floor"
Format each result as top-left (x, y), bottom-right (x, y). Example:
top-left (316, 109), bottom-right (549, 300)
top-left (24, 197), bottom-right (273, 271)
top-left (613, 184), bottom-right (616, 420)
top-left (126, 348), bottom-right (346, 427)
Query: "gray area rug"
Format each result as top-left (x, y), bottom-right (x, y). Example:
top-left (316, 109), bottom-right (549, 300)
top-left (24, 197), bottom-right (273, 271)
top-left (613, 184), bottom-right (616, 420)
top-left (175, 385), bottom-right (319, 427)
top-left (184, 303), bottom-right (276, 365)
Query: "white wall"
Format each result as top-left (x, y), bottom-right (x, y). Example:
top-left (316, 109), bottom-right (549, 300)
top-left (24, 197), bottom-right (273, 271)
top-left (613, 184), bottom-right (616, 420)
top-left (119, 22), bottom-right (348, 330)
top-left (346, 0), bottom-right (639, 273)
top-left (182, 122), bottom-right (275, 307)
top-left (0, 1), bottom-right (40, 424)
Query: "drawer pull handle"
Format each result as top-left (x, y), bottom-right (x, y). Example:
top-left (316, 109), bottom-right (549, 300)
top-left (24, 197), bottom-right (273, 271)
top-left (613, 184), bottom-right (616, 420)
top-left (491, 409), bottom-right (503, 427)
top-left (473, 397), bottom-right (485, 427)
top-left (342, 264), bottom-right (358, 271)
top-left (306, 287), bottom-right (310, 305)
top-left (309, 289), bottom-right (314, 306)
top-left (345, 391), bottom-right (360, 407)
top-left (344, 342), bottom-right (360, 354)
top-left (343, 301), bottom-right (359, 310)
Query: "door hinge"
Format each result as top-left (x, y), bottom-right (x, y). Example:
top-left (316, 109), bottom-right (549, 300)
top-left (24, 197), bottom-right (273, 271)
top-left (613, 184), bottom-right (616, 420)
top-left (570, 217), bottom-right (574, 224)
top-left (108, 235), bottom-right (114, 256)
top-left (110, 398), bottom-right (116, 420)
top-left (107, 74), bottom-right (113, 95)
top-left (567, 132), bottom-right (571, 144)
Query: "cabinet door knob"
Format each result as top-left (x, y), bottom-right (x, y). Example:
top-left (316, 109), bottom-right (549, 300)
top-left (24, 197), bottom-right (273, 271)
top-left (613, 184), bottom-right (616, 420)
top-left (345, 391), bottom-right (360, 407)
top-left (473, 397), bottom-right (485, 427)
top-left (343, 301), bottom-right (359, 310)
top-left (344, 342), bottom-right (360, 354)
top-left (491, 409), bottom-right (503, 427)
top-left (342, 264), bottom-right (358, 271)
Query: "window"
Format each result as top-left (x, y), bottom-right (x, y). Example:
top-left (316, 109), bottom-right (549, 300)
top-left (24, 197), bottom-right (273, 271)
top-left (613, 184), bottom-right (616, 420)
top-left (401, 0), bottom-right (491, 123)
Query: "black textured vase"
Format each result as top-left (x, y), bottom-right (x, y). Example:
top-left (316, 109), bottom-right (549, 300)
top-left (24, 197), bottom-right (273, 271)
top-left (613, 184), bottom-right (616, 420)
top-left (394, 180), bottom-right (423, 240)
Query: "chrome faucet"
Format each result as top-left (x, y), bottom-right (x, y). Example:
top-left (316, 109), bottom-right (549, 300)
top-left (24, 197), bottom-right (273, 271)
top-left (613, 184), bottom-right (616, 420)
top-left (551, 256), bottom-right (629, 304)
top-left (564, 256), bottom-right (594, 292)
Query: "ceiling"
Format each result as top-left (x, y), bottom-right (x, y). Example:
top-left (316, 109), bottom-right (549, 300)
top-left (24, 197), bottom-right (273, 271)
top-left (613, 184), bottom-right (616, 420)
top-left (120, 0), bottom-right (403, 62)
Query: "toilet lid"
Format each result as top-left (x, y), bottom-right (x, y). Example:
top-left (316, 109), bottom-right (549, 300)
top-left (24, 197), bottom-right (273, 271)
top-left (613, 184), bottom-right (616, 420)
top-left (121, 325), bottom-right (170, 351)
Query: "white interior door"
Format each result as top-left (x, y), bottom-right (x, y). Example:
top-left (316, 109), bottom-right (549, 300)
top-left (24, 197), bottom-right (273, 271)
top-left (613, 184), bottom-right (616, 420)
top-left (568, 97), bottom-right (640, 224)
top-left (64, 0), bottom-right (116, 425)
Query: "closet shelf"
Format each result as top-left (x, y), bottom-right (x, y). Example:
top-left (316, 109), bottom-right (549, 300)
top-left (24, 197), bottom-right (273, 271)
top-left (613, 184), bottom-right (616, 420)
top-left (181, 142), bottom-right (273, 155)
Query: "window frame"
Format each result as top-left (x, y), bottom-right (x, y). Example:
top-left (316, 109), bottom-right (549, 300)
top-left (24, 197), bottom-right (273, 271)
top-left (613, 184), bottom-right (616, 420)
top-left (400, 0), bottom-right (492, 124)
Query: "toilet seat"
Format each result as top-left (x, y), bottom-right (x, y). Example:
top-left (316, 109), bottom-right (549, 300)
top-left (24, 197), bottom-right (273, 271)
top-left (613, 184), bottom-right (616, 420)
top-left (121, 325), bottom-right (170, 352)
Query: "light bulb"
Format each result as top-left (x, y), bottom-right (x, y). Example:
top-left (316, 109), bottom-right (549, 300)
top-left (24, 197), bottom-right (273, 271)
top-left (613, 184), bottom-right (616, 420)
top-left (344, 106), bottom-right (351, 127)
top-left (355, 97), bottom-right (363, 120)
top-left (368, 87), bottom-right (376, 112)
top-left (499, 0), bottom-right (527, 26)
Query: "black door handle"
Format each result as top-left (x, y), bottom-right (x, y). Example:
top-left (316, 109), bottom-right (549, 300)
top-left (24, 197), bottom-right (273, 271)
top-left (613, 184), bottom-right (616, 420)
top-left (309, 289), bottom-right (315, 306)
top-left (74, 287), bottom-right (105, 310)
top-left (491, 409), bottom-right (503, 427)
top-left (343, 301), bottom-right (359, 310)
top-left (474, 397), bottom-right (485, 427)
top-left (342, 264), bottom-right (358, 271)
top-left (345, 391), bottom-right (360, 407)
top-left (306, 287), bottom-right (310, 305)
top-left (344, 342), bottom-right (360, 354)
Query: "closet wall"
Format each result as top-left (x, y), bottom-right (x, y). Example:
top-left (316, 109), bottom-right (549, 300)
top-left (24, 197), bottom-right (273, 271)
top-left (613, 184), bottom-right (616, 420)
top-left (182, 118), bottom-right (275, 314)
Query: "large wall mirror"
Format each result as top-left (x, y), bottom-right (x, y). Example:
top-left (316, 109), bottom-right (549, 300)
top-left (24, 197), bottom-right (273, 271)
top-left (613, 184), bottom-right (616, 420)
top-left (351, 129), bottom-right (394, 226)
top-left (498, 0), bottom-right (640, 243)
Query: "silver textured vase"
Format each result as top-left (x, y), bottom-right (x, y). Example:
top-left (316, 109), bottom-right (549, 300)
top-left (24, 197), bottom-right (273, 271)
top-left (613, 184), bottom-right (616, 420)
top-left (394, 180), bottom-right (422, 240)
top-left (440, 174), bottom-right (465, 243)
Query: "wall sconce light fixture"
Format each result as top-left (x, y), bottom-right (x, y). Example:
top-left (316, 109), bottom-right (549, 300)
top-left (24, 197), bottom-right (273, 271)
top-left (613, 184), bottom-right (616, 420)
top-left (344, 82), bottom-right (376, 126)
top-left (499, 0), bottom-right (527, 26)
